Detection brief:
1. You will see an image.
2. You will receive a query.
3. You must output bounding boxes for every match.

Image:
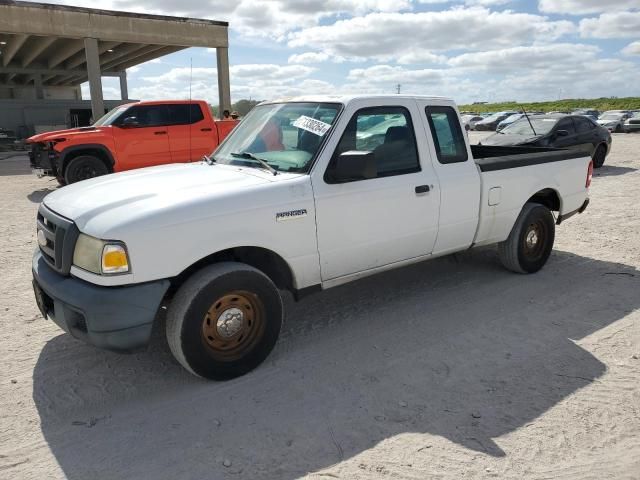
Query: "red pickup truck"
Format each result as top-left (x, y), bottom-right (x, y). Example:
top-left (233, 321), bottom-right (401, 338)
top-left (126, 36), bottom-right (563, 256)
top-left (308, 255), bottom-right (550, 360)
top-left (28, 100), bottom-right (238, 184)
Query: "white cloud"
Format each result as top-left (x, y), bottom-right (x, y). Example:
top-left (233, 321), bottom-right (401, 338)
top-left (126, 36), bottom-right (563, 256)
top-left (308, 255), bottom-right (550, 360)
top-left (288, 8), bottom-right (575, 62)
top-left (446, 43), bottom-right (602, 71)
top-left (580, 11), bottom-right (640, 38)
top-left (622, 41), bottom-right (640, 55)
top-left (288, 52), bottom-right (330, 64)
top-left (538, 0), bottom-right (639, 15)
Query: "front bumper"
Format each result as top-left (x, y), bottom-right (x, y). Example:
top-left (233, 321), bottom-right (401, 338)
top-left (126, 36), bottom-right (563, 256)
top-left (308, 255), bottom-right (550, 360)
top-left (28, 143), bottom-right (59, 176)
top-left (32, 250), bottom-right (170, 352)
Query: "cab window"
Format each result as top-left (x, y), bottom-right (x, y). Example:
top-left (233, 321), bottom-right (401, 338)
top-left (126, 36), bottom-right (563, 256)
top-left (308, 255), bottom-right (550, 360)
top-left (425, 106), bottom-right (468, 164)
top-left (119, 105), bottom-right (169, 127)
top-left (325, 106), bottom-right (420, 183)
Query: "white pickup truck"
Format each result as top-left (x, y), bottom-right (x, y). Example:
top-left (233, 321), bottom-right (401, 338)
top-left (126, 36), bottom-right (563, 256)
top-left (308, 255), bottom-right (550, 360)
top-left (32, 95), bottom-right (592, 380)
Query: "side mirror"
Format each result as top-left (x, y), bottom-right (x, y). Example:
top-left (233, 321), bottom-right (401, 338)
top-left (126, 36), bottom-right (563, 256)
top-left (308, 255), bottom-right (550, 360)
top-left (555, 129), bottom-right (569, 137)
top-left (331, 150), bottom-right (377, 183)
top-left (120, 117), bottom-right (140, 127)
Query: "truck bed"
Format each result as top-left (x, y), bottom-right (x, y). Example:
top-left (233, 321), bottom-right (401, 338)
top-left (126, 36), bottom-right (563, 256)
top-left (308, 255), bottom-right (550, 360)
top-left (472, 144), bottom-right (587, 172)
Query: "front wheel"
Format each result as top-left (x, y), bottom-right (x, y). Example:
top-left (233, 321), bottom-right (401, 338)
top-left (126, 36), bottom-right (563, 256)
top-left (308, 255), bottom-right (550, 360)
top-left (498, 203), bottom-right (555, 274)
top-left (64, 155), bottom-right (109, 184)
top-left (166, 262), bottom-right (283, 380)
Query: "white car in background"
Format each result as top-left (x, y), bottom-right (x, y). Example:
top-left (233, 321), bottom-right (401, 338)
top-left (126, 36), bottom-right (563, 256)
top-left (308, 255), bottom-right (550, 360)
top-left (461, 114), bottom-right (484, 131)
top-left (597, 112), bottom-right (629, 133)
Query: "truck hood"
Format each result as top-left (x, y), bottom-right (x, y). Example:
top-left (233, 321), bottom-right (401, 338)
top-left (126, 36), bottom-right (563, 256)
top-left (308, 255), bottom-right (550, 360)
top-left (43, 162), bottom-right (291, 234)
top-left (481, 133), bottom-right (542, 146)
top-left (28, 126), bottom-right (106, 143)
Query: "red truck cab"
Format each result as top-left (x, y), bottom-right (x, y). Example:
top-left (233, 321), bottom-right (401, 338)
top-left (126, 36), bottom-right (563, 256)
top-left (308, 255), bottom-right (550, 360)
top-left (28, 100), bottom-right (238, 184)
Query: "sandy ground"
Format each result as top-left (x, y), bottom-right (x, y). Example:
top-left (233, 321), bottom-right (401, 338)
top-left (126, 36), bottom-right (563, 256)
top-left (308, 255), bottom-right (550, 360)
top-left (0, 133), bottom-right (639, 480)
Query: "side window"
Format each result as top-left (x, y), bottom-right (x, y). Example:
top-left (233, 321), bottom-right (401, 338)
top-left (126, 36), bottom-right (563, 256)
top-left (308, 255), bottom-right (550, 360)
top-left (575, 117), bottom-right (594, 133)
top-left (123, 105), bottom-right (169, 127)
top-left (326, 106), bottom-right (420, 182)
top-left (425, 106), bottom-right (468, 164)
top-left (556, 118), bottom-right (576, 135)
top-left (166, 104), bottom-right (205, 125)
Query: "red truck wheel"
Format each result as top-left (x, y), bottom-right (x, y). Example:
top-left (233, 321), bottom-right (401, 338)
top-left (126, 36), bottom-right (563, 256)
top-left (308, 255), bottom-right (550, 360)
top-left (64, 155), bottom-right (109, 184)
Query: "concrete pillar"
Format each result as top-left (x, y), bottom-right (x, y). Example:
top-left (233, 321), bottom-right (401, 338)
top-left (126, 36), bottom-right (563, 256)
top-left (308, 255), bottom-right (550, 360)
top-left (119, 71), bottom-right (128, 100)
top-left (34, 74), bottom-right (44, 100)
top-left (216, 47), bottom-right (231, 119)
top-left (84, 37), bottom-right (104, 122)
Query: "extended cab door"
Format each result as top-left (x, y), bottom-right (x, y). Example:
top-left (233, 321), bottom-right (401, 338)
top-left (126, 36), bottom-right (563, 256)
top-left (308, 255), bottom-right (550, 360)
top-left (166, 103), bottom-right (218, 163)
top-left (417, 101), bottom-right (481, 255)
top-left (311, 99), bottom-right (441, 281)
top-left (112, 104), bottom-right (172, 170)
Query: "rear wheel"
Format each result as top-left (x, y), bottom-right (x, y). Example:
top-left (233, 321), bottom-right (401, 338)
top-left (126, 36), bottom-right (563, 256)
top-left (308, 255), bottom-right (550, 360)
top-left (64, 155), bottom-right (109, 184)
top-left (498, 203), bottom-right (555, 274)
top-left (166, 262), bottom-right (283, 380)
top-left (592, 144), bottom-right (607, 168)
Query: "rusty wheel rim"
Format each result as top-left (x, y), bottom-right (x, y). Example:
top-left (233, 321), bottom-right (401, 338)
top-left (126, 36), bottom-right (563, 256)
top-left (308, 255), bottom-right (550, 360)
top-left (201, 290), bottom-right (265, 362)
top-left (523, 220), bottom-right (547, 261)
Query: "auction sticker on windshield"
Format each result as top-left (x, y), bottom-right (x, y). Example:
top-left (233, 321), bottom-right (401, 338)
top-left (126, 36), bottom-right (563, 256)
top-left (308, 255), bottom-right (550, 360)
top-left (293, 115), bottom-right (332, 136)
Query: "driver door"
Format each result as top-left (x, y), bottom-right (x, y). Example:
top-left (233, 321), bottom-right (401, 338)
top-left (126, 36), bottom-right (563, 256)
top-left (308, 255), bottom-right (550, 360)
top-left (112, 104), bottom-right (172, 170)
top-left (311, 99), bottom-right (440, 282)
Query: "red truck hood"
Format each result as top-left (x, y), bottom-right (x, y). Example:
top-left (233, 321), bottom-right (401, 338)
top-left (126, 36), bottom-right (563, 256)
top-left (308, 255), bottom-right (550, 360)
top-left (27, 126), bottom-right (109, 143)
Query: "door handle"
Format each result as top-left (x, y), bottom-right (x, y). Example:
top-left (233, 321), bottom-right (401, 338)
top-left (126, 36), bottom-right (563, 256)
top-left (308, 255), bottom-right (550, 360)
top-left (200, 128), bottom-right (212, 132)
top-left (154, 131), bottom-right (167, 135)
top-left (415, 185), bottom-right (430, 195)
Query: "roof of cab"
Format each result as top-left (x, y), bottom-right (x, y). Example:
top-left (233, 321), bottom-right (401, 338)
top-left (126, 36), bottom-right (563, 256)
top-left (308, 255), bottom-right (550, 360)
top-left (260, 94), bottom-right (454, 105)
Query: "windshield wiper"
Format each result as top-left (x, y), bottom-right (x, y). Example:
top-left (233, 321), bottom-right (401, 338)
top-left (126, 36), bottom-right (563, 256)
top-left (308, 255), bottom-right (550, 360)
top-left (230, 152), bottom-right (278, 176)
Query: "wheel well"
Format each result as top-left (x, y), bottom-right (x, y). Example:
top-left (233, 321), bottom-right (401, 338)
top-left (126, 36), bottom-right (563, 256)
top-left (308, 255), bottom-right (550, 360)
top-left (169, 247), bottom-right (295, 296)
top-left (527, 188), bottom-right (560, 211)
top-left (62, 148), bottom-right (113, 175)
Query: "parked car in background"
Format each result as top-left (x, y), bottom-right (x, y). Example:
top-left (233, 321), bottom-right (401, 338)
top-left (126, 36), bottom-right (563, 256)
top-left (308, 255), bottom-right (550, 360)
top-left (474, 111), bottom-right (519, 131)
top-left (28, 100), bottom-right (239, 184)
top-left (461, 114), bottom-right (484, 131)
top-left (623, 112), bottom-right (640, 133)
top-left (572, 109), bottom-right (600, 118)
top-left (480, 114), bottom-right (611, 168)
top-left (496, 112), bottom-right (543, 132)
top-left (597, 112), bottom-right (630, 133)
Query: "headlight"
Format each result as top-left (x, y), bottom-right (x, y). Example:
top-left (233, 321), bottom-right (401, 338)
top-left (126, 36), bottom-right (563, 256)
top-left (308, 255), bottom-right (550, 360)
top-left (73, 233), bottom-right (130, 275)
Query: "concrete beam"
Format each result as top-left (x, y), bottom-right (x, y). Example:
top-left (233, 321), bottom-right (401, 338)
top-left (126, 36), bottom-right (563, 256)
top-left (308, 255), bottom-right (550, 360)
top-left (0, 66), bottom-right (87, 76)
top-left (105, 46), bottom-right (185, 72)
top-left (98, 43), bottom-right (157, 70)
top-left (48, 39), bottom-right (85, 68)
top-left (21, 36), bottom-right (57, 67)
top-left (0, 3), bottom-right (228, 48)
top-left (102, 45), bottom-right (169, 70)
top-left (84, 38), bottom-right (104, 121)
top-left (65, 41), bottom-right (120, 69)
top-left (119, 71), bottom-right (128, 101)
top-left (2, 34), bottom-right (29, 67)
top-left (217, 47), bottom-right (231, 119)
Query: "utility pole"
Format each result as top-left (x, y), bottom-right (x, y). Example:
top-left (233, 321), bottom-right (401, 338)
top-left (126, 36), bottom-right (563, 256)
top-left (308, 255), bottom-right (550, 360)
top-left (396, 84), bottom-right (401, 94)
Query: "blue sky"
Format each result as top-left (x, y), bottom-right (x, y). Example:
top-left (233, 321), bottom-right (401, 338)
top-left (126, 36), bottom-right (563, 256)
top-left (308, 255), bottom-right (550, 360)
top-left (38, 0), bottom-right (640, 105)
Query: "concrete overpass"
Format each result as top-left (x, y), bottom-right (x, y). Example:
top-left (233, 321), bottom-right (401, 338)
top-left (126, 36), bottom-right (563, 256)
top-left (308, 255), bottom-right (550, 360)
top-left (0, 1), bottom-right (231, 125)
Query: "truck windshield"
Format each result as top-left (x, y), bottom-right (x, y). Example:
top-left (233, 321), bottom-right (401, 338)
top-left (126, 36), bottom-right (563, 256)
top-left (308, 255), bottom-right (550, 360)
top-left (93, 106), bottom-right (130, 126)
top-left (213, 102), bottom-right (341, 173)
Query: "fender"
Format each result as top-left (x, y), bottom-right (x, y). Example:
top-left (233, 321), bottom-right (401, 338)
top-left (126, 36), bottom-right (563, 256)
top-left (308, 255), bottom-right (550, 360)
top-left (58, 144), bottom-right (116, 172)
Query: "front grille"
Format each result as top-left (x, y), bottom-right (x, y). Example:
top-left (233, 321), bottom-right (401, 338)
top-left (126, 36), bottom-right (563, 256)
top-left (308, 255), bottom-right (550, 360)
top-left (629, 120), bottom-right (640, 125)
top-left (37, 205), bottom-right (79, 276)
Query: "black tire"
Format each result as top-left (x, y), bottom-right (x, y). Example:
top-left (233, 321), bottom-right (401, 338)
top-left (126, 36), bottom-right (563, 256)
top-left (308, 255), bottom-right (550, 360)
top-left (615, 124), bottom-right (622, 133)
top-left (166, 262), bottom-right (283, 380)
top-left (497, 202), bottom-right (555, 274)
top-left (64, 155), bottom-right (109, 184)
top-left (56, 176), bottom-right (67, 186)
top-left (592, 144), bottom-right (607, 169)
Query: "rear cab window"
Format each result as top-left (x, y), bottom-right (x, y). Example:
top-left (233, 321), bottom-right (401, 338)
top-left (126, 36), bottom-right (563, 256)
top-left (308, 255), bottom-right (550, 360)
top-left (425, 106), bottom-right (468, 164)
